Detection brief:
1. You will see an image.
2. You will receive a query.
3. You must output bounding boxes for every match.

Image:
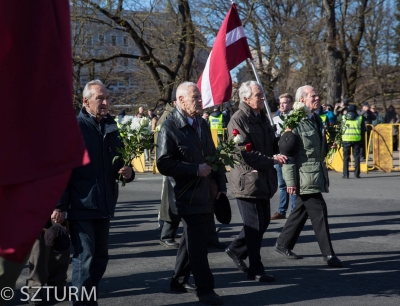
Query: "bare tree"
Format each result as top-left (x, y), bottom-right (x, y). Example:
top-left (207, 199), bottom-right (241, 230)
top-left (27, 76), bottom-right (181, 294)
top-left (71, 0), bottom-right (200, 111)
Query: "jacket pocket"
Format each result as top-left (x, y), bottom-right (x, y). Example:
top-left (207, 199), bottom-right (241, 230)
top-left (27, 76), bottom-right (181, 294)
top-left (299, 163), bottom-right (322, 191)
top-left (239, 171), bottom-right (269, 197)
top-left (70, 179), bottom-right (98, 210)
top-left (301, 130), bottom-right (319, 157)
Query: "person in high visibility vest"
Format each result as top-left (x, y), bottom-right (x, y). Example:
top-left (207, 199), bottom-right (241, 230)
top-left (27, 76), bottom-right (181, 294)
top-left (209, 105), bottom-right (224, 143)
top-left (342, 104), bottom-right (365, 179)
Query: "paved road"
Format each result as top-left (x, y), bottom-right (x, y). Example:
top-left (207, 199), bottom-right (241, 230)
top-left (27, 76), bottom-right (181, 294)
top-left (8, 170), bottom-right (400, 306)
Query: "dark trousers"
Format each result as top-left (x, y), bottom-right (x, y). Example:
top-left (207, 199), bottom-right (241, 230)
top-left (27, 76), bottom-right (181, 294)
top-left (228, 198), bottom-right (270, 276)
top-left (161, 218), bottom-right (220, 244)
top-left (343, 141), bottom-right (361, 178)
top-left (173, 213), bottom-right (214, 292)
top-left (69, 219), bottom-right (110, 305)
top-left (26, 232), bottom-right (70, 293)
top-left (277, 193), bottom-right (334, 256)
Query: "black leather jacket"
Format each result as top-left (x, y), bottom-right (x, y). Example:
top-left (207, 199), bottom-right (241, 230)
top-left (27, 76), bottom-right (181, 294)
top-left (156, 108), bottom-right (226, 216)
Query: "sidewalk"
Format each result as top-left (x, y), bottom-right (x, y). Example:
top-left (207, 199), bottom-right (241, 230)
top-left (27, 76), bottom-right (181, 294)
top-left (7, 170), bottom-right (400, 305)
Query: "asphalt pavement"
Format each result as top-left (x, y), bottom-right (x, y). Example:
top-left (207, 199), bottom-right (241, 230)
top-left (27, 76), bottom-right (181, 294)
top-left (7, 170), bottom-right (400, 306)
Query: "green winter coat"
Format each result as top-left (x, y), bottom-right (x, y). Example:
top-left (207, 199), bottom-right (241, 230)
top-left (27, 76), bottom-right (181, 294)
top-left (282, 116), bottom-right (330, 194)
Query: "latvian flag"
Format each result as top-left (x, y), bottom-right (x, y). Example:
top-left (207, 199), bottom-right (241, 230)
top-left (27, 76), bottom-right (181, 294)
top-left (198, 3), bottom-right (253, 109)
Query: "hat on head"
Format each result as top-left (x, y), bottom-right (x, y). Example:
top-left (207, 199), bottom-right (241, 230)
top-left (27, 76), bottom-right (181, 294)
top-left (362, 101), bottom-right (369, 107)
top-left (347, 104), bottom-right (357, 113)
top-left (44, 223), bottom-right (70, 253)
top-left (279, 131), bottom-right (300, 157)
top-left (342, 99), bottom-right (349, 105)
top-left (213, 105), bottom-right (221, 111)
top-left (214, 193), bottom-right (231, 224)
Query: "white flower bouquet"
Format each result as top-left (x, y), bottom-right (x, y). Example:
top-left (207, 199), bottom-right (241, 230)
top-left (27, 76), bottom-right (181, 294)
top-left (113, 117), bottom-right (155, 186)
top-left (279, 102), bottom-right (311, 132)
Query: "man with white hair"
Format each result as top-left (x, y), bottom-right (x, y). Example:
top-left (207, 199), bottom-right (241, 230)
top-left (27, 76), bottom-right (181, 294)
top-left (157, 82), bottom-right (226, 305)
top-left (274, 85), bottom-right (343, 268)
top-left (57, 80), bottom-right (134, 305)
top-left (225, 81), bottom-right (286, 282)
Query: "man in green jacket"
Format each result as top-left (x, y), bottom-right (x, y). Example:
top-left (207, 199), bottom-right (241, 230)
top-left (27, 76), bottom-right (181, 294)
top-left (274, 85), bottom-right (344, 268)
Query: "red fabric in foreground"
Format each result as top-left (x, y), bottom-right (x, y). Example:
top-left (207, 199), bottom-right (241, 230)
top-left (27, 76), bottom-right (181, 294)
top-left (0, 171), bottom-right (71, 262)
top-left (0, 0), bottom-right (87, 262)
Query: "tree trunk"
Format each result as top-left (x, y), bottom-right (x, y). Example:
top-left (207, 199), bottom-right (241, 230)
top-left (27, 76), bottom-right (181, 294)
top-left (323, 0), bottom-right (342, 106)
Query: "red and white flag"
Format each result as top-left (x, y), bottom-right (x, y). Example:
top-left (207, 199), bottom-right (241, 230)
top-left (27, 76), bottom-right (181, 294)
top-left (198, 3), bottom-right (253, 109)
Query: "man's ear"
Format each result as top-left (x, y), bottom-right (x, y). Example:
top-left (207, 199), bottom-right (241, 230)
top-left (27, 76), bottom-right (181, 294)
top-left (83, 98), bottom-right (89, 107)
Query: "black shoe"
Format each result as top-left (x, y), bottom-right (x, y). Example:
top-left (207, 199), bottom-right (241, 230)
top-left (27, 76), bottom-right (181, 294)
top-left (274, 242), bottom-right (302, 259)
top-left (170, 279), bottom-right (197, 293)
top-left (355, 176), bottom-right (361, 179)
top-left (208, 241), bottom-right (227, 249)
top-left (342, 175), bottom-right (349, 179)
top-left (247, 274), bottom-right (275, 282)
top-left (159, 239), bottom-right (179, 248)
top-left (196, 290), bottom-right (224, 305)
top-left (323, 255), bottom-right (344, 268)
top-left (225, 248), bottom-right (248, 273)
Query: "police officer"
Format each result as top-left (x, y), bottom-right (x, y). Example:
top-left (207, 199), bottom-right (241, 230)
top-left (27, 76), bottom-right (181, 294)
top-left (342, 104), bottom-right (364, 179)
top-left (209, 105), bottom-right (224, 143)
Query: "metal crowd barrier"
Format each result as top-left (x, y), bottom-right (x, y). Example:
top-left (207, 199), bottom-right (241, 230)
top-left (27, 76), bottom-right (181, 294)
top-left (327, 123), bottom-right (400, 173)
top-left (134, 125), bottom-right (399, 174)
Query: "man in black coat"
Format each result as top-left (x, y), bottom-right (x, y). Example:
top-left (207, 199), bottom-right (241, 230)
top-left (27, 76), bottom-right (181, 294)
top-left (58, 80), bottom-right (134, 305)
top-left (157, 82), bottom-right (226, 305)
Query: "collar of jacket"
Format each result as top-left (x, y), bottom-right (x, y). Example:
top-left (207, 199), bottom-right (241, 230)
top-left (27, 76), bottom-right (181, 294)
top-left (171, 107), bottom-right (200, 129)
top-left (79, 107), bottom-right (118, 134)
top-left (238, 102), bottom-right (267, 124)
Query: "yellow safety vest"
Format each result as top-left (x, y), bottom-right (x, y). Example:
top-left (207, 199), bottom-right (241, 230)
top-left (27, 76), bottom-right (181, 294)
top-left (342, 116), bottom-right (362, 142)
top-left (209, 114), bottom-right (223, 135)
top-left (319, 113), bottom-right (327, 125)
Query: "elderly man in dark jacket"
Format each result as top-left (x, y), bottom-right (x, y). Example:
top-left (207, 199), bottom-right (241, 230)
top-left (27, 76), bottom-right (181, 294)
top-left (58, 80), bottom-right (134, 305)
top-left (225, 81), bottom-right (285, 282)
top-left (157, 82), bottom-right (226, 305)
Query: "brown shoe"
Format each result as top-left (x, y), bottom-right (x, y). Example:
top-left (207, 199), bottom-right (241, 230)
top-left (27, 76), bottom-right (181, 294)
top-left (271, 212), bottom-right (286, 220)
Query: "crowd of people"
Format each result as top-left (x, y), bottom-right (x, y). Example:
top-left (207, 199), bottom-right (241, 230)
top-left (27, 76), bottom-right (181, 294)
top-left (22, 79), bottom-right (400, 306)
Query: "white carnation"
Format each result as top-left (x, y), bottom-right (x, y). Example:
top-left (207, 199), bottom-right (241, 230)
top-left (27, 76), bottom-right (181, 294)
top-left (140, 117), bottom-right (150, 127)
top-left (233, 134), bottom-right (244, 144)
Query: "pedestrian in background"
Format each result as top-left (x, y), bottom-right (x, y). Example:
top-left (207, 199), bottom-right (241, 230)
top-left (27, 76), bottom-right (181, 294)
top-left (271, 93), bottom-right (298, 220)
top-left (342, 105), bottom-right (364, 179)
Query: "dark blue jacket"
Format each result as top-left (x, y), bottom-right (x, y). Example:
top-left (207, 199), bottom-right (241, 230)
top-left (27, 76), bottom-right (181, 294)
top-left (58, 108), bottom-right (133, 220)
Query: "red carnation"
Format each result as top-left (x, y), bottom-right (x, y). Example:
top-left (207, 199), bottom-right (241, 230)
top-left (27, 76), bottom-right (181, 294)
top-left (232, 129), bottom-right (239, 136)
top-left (245, 143), bottom-right (253, 152)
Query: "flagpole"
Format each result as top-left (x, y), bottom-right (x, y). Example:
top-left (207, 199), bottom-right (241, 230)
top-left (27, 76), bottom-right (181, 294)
top-left (249, 59), bottom-right (274, 125)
